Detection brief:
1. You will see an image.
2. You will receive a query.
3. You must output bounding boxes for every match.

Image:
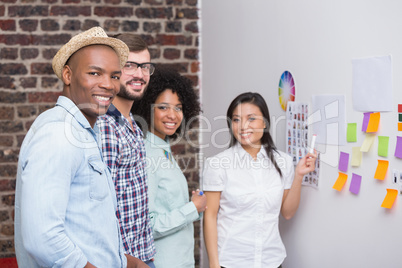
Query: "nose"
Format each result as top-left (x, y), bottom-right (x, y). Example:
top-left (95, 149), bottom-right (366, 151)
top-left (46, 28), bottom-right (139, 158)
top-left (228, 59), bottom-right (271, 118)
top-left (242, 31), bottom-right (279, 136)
top-left (99, 76), bottom-right (117, 92)
top-left (166, 107), bottom-right (177, 119)
top-left (132, 66), bottom-right (144, 78)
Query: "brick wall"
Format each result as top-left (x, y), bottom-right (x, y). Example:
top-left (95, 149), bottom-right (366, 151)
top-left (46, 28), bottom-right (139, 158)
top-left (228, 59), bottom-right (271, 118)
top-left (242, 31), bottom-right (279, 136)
top-left (0, 0), bottom-right (201, 265)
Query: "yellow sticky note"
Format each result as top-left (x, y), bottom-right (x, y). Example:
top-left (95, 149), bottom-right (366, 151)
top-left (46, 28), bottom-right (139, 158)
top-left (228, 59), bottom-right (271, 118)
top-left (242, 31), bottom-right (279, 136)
top-left (366, 112), bottom-right (380, 132)
top-left (351, 147), bottom-right (362, 166)
top-left (360, 133), bottom-right (376, 152)
top-left (374, 159), bottom-right (389, 180)
top-left (381, 189), bottom-right (398, 209)
top-left (347, 123), bottom-right (357, 142)
top-left (333, 172), bottom-right (348, 191)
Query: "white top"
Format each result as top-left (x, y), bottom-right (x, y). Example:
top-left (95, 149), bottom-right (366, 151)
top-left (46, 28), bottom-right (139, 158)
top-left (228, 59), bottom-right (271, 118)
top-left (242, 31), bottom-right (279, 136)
top-left (203, 143), bottom-right (294, 268)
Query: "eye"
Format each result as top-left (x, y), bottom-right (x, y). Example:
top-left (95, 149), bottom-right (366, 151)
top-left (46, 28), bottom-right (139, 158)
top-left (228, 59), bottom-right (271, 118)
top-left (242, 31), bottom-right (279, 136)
top-left (89, 72), bottom-right (100, 76)
top-left (156, 105), bottom-right (168, 110)
top-left (232, 118), bottom-right (240, 122)
top-left (248, 117), bottom-right (256, 121)
top-left (174, 106), bottom-right (183, 112)
top-left (111, 75), bottom-right (120, 80)
top-left (142, 64), bottom-right (151, 70)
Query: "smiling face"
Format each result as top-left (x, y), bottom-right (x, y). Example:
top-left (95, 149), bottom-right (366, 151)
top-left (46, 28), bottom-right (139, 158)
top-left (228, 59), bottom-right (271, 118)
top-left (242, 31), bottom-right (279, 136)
top-left (62, 45), bottom-right (121, 127)
top-left (231, 102), bottom-right (267, 153)
top-left (119, 50), bottom-right (151, 101)
top-left (151, 89), bottom-right (183, 140)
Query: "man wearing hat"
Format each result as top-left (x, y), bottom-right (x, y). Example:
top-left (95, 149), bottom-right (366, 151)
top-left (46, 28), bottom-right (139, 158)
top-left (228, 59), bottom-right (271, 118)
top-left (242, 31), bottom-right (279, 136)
top-left (14, 27), bottom-right (143, 267)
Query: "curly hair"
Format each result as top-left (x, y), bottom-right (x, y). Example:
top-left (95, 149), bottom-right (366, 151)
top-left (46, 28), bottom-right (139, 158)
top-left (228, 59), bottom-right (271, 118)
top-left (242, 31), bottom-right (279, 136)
top-left (132, 67), bottom-right (201, 140)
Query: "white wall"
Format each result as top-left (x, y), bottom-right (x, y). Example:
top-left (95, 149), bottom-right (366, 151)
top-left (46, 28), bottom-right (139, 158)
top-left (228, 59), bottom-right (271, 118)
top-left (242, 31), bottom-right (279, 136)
top-left (200, 1), bottom-right (402, 267)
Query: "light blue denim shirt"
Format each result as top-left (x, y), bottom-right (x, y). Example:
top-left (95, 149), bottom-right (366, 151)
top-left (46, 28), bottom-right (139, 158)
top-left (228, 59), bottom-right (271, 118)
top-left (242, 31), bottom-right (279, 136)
top-left (14, 96), bottom-right (127, 268)
top-left (145, 132), bottom-right (200, 268)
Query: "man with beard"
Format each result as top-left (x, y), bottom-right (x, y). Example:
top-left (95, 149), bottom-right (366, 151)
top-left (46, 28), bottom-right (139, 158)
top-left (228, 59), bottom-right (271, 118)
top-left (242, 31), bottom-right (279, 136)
top-left (97, 34), bottom-right (156, 268)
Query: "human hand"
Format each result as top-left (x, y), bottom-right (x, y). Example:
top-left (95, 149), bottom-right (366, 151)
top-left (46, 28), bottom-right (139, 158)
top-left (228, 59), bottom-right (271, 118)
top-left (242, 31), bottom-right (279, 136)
top-left (125, 254), bottom-right (150, 268)
top-left (295, 151), bottom-right (317, 177)
top-left (191, 189), bottom-right (207, 213)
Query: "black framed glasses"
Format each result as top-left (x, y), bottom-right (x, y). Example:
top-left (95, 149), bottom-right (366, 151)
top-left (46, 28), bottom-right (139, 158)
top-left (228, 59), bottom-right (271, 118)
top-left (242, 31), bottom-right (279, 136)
top-left (122, 61), bottom-right (155, 76)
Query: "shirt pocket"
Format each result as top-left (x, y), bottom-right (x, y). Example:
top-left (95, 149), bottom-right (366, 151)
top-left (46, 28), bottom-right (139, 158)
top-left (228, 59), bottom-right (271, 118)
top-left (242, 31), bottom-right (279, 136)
top-left (88, 156), bottom-right (109, 201)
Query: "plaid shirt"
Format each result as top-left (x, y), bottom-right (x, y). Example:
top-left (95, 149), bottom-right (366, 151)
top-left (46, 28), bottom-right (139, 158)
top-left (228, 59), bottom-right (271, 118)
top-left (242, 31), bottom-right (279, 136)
top-left (97, 104), bottom-right (155, 261)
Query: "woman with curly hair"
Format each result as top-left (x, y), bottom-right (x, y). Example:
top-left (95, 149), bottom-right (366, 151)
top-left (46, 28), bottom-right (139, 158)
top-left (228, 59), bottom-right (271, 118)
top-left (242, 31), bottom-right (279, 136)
top-left (132, 67), bottom-right (207, 268)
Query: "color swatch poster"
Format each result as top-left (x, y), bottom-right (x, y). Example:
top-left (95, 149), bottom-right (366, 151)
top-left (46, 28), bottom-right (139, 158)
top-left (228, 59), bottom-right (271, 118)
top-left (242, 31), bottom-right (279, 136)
top-left (278, 70), bottom-right (296, 111)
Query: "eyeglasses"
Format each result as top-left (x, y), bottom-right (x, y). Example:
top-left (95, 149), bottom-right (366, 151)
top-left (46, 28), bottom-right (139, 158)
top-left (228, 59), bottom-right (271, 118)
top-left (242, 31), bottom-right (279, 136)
top-left (122, 61), bottom-right (155, 76)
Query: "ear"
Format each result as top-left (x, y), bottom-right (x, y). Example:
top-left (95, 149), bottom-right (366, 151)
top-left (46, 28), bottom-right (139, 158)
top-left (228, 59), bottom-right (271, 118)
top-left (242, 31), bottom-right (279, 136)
top-left (62, 65), bottom-right (72, 86)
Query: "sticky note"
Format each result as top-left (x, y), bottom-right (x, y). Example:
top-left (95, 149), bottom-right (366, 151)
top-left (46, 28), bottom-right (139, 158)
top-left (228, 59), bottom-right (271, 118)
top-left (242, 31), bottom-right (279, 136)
top-left (347, 123), bottom-right (357, 142)
top-left (399, 104), bottom-right (402, 113)
top-left (399, 113), bottom-right (402, 122)
top-left (360, 133), bottom-right (376, 152)
top-left (349, 173), bottom-right (362, 194)
top-left (381, 189), bottom-right (398, 209)
top-left (395, 136), bottom-right (402, 159)
top-left (366, 112), bottom-right (380, 132)
top-left (333, 172), bottom-right (348, 191)
top-left (351, 147), bottom-right (362, 166)
top-left (374, 159), bottom-right (389, 180)
top-left (338, 152), bottom-right (349, 172)
top-left (362, 112), bottom-right (372, 132)
top-left (377, 136), bottom-right (389, 157)
top-left (398, 122), bottom-right (402, 131)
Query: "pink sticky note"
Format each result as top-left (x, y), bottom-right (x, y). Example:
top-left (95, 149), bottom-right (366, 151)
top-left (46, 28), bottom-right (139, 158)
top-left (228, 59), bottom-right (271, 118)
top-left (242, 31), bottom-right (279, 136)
top-left (362, 112), bottom-right (372, 132)
top-left (395, 136), bottom-right (402, 159)
top-left (349, 173), bottom-right (362, 194)
top-left (338, 152), bottom-right (349, 173)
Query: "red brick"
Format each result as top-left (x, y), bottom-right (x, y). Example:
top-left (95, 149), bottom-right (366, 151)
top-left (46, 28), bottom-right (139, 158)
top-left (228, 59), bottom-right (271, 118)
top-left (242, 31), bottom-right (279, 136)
top-left (1, 194), bottom-right (15, 206)
top-left (0, 223), bottom-right (14, 236)
top-left (185, 21), bottom-right (198, 33)
top-left (82, 20), bottom-right (100, 30)
top-left (149, 48), bottom-right (161, 59)
top-left (0, 91), bottom-right (26, 103)
top-left (163, 48), bottom-right (180, 60)
top-left (126, 0), bottom-right (141, 4)
top-left (17, 105), bottom-right (37, 118)
top-left (184, 48), bottom-right (198, 59)
top-left (19, 19), bottom-right (38, 31)
top-left (0, 77), bottom-right (16, 89)
top-left (0, 136), bottom-right (13, 147)
top-left (166, 0), bottom-right (183, 5)
top-left (28, 91), bottom-right (61, 103)
top-left (143, 22), bottom-right (161, 33)
top-left (0, 122), bottom-right (23, 134)
top-left (104, 20), bottom-right (120, 32)
top-left (0, 107), bottom-right (14, 120)
top-left (41, 77), bottom-right (59, 89)
top-left (165, 21), bottom-right (181, 32)
top-left (0, 210), bottom-right (10, 222)
top-left (32, 34), bottom-right (71, 45)
top-left (21, 48), bottom-right (39, 60)
top-left (31, 63), bottom-right (53, 75)
top-left (42, 48), bottom-right (59, 60)
top-left (105, 0), bottom-right (121, 3)
top-left (135, 7), bottom-right (173, 19)
top-left (40, 19), bottom-right (60, 31)
top-left (157, 62), bottom-right (188, 73)
top-left (155, 34), bottom-right (192, 45)
top-left (0, 6), bottom-right (4, 16)
top-left (63, 20), bottom-right (81, 31)
top-left (0, 20), bottom-right (16, 31)
top-left (190, 61), bottom-right (199, 73)
top-left (94, 7), bottom-right (133, 17)
top-left (185, 74), bottom-right (198, 87)
top-left (176, 8), bottom-right (198, 19)
top-left (20, 77), bottom-right (37, 88)
top-left (0, 48), bottom-right (18, 60)
top-left (0, 63), bottom-right (28, 75)
top-left (145, 0), bottom-right (164, 5)
top-left (50, 6), bottom-right (91, 16)
top-left (0, 179), bottom-right (15, 191)
top-left (8, 6), bottom-right (49, 17)
top-left (62, 0), bottom-right (80, 3)
top-left (185, 0), bottom-right (197, 6)
top-left (121, 21), bottom-right (139, 32)
top-left (0, 34), bottom-right (32, 45)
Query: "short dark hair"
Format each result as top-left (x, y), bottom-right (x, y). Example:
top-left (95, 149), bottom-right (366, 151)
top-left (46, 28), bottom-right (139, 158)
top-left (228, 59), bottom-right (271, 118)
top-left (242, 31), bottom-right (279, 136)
top-left (132, 67), bottom-right (201, 140)
top-left (112, 33), bottom-right (149, 53)
top-left (226, 92), bottom-right (282, 177)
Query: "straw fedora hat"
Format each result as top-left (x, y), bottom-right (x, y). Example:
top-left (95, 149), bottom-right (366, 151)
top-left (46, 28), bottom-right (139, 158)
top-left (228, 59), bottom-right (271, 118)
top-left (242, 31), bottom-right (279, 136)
top-left (52, 27), bottom-right (129, 80)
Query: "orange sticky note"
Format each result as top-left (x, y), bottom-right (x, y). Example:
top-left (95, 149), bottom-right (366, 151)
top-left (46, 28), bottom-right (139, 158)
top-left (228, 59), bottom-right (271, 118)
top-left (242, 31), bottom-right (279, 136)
top-left (381, 189), bottom-right (398, 209)
top-left (366, 112), bottom-right (380, 132)
top-left (333, 172), bottom-right (348, 191)
top-left (398, 122), bottom-right (402, 131)
top-left (374, 159), bottom-right (389, 180)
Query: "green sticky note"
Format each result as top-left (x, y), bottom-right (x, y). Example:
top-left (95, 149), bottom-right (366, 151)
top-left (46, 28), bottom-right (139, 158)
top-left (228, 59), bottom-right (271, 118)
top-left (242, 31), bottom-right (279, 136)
top-left (378, 136), bottom-right (389, 157)
top-left (399, 113), bottom-right (402, 122)
top-left (347, 123), bottom-right (357, 142)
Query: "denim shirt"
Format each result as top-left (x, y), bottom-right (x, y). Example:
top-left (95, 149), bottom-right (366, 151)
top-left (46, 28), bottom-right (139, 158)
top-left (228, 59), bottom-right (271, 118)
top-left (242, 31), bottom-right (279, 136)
top-left (14, 96), bottom-right (127, 268)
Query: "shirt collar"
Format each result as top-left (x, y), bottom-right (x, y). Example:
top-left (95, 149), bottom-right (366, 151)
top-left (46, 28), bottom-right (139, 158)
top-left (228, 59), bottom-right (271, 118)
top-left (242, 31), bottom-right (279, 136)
top-left (56, 96), bottom-right (93, 130)
top-left (146, 132), bottom-right (171, 152)
top-left (106, 103), bottom-right (127, 126)
top-left (234, 142), bottom-right (268, 160)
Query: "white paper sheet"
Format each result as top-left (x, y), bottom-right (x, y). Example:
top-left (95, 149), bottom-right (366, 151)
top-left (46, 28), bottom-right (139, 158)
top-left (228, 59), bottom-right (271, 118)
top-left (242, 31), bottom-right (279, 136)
top-left (311, 95), bottom-right (346, 146)
top-left (352, 55), bottom-right (393, 112)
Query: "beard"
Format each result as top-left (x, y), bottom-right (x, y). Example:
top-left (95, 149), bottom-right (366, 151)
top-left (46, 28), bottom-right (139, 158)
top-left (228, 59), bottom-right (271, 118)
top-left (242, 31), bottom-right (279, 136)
top-left (118, 79), bottom-right (147, 101)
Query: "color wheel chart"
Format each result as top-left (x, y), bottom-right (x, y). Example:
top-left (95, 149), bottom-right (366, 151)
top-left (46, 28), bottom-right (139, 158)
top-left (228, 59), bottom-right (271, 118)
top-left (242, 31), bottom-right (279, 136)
top-left (278, 70), bottom-right (296, 111)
